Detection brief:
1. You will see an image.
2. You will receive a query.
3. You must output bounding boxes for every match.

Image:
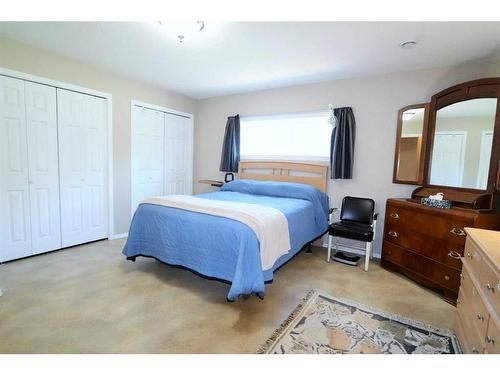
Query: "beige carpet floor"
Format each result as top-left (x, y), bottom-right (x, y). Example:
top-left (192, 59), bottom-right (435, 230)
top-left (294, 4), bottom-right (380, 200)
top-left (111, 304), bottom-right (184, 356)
top-left (0, 239), bottom-right (456, 353)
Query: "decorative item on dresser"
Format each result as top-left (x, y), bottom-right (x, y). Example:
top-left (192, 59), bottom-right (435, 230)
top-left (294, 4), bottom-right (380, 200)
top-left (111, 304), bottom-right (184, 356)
top-left (455, 228), bottom-right (500, 354)
top-left (382, 78), bottom-right (500, 304)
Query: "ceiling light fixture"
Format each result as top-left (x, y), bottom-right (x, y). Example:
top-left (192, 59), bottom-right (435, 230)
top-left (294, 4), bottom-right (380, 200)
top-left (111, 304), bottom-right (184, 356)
top-left (400, 40), bottom-right (417, 49)
top-left (158, 21), bottom-right (205, 44)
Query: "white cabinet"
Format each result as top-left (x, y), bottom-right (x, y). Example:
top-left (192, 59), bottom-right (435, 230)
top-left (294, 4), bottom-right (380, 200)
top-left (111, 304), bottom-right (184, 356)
top-left (131, 105), bottom-right (193, 216)
top-left (0, 75), bottom-right (109, 262)
top-left (57, 89), bottom-right (108, 248)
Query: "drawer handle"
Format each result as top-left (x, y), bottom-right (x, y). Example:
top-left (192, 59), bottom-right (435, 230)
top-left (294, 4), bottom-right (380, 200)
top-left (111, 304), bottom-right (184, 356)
top-left (486, 336), bottom-right (495, 345)
top-left (447, 251), bottom-right (462, 260)
top-left (472, 346), bottom-right (480, 354)
top-left (486, 283), bottom-right (492, 291)
top-left (466, 252), bottom-right (473, 260)
top-left (476, 313), bottom-right (484, 321)
top-left (450, 227), bottom-right (466, 236)
top-left (388, 231), bottom-right (398, 238)
top-left (390, 213), bottom-right (399, 219)
top-left (444, 275), bottom-right (450, 281)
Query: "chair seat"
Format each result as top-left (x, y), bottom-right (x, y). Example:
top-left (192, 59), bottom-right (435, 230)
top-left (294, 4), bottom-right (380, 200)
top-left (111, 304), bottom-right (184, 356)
top-left (329, 220), bottom-right (374, 242)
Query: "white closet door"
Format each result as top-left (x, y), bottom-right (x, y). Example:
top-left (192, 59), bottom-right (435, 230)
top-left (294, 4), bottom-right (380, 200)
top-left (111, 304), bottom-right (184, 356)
top-left (131, 106), bottom-right (165, 215)
top-left (25, 82), bottom-right (61, 254)
top-left (58, 89), bottom-right (108, 248)
top-left (430, 132), bottom-right (466, 187)
top-left (164, 113), bottom-right (193, 195)
top-left (0, 76), bottom-right (32, 262)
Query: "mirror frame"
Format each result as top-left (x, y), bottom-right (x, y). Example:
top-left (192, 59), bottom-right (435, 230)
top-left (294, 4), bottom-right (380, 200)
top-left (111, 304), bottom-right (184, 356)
top-left (393, 103), bottom-right (430, 185)
top-left (423, 78), bottom-right (500, 193)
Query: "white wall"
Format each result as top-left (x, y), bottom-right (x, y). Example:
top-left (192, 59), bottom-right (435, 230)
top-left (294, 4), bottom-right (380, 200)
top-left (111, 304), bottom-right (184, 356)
top-left (194, 58), bottom-right (500, 257)
top-left (2, 34), bottom-right (499, 255)
top-left (0, 37), bottom-right (197, 235)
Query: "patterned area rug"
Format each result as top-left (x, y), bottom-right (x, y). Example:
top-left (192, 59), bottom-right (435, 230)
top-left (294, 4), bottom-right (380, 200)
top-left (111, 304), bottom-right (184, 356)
top-left (258, 290), bottom-right (461, 354)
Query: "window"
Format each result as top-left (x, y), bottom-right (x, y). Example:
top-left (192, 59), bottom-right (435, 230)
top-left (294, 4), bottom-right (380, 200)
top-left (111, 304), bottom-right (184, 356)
top-left (240, 112), bottom-right (331, 160)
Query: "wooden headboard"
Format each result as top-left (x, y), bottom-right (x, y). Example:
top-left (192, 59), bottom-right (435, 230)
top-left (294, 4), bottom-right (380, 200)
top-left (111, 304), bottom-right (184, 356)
top-left (238, 161), bottom-right (328, 192)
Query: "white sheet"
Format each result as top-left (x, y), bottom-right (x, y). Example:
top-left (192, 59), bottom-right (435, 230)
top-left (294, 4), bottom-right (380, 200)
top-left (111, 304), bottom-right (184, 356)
top-left (143, 195), bottom-right (291, 270)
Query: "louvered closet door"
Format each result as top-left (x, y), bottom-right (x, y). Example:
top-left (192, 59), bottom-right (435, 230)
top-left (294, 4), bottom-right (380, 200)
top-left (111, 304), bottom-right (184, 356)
top-left (58, 89), bottom-right (108, 248)
top-left (131, 106), bottom-right (165, 215)
top-left (164, 113), bottom-right (193, 195)
top-left (0, 76), bottom-right (32, 262)
top-left (25, 82), bottom-right (61, 254)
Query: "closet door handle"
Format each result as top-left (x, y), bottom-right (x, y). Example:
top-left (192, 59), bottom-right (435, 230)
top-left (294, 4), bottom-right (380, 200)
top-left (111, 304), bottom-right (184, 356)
top-left (390, 213), bottom-right (399, 219)
top-left (450, 227), bottom-right (466, 236)
top-left (388, 231), bottom-right (398, 238)
top-left (447, 251), bottom-right (462, 260)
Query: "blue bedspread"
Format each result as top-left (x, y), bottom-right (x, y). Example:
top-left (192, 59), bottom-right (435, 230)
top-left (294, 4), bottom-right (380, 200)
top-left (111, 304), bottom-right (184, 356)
top-left (123, 180), bottom-right (329, 301)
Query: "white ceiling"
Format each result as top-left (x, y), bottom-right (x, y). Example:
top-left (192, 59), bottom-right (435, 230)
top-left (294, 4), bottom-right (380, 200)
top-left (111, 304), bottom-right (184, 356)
top-left (1, 22), bottom-right (499, 99)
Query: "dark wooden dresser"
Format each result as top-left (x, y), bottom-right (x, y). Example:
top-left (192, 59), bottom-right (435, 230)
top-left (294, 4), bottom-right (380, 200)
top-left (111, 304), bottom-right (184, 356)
top-left (381, 189), bottom-right (500, 304)
top-left (385, 78), bottom-right (500, 305)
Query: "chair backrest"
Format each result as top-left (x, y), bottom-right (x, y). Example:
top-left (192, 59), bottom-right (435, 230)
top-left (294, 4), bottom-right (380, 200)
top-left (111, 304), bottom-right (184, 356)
top-left (340, 196), bottom-right (375, 225)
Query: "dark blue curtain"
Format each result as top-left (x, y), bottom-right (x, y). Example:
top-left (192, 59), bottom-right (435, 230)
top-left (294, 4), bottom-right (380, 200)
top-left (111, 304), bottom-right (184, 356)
top-left (219, 114), bottom-right (240, 173)
top-left (330, 107), bottom-right (355, 179)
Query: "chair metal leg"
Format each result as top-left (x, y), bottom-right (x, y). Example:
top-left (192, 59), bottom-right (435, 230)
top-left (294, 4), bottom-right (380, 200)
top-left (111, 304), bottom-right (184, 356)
top-left (364, 241), bottom-right (372, 272)
top-left (327, 235), bottom-right (332, 262)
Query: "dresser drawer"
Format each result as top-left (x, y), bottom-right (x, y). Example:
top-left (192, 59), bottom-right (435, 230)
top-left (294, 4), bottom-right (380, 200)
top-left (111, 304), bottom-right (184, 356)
top-left (479, 257), bottom-right (500, 314)
top-left (458, 265), bottom-right (476, 304)
top-left (456, 289), bottom-right (484, 354)
top-left (384, 206), bottom-right (470, 270)
top-left (384, 223), bottom-right (464, 270)
top-left (463, 237), bottom-right (484, 277)
top-left (382, 241), bottom-right (461, 291)
top-left (485, 316), bottom-right (500, 354)
top-left (385, 204), bottom-right (472, 244)
top-left (454, 306), bottom-right (468, 353)
top-left (468, 279), bottom-right (490, 338)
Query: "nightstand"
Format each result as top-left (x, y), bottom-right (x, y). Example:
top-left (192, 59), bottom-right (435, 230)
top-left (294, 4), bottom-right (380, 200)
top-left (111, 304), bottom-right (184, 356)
top-left (198, 179), bottom-right (224, 188)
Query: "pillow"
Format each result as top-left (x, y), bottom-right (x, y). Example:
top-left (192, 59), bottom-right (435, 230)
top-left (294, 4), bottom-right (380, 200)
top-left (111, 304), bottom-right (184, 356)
top-left (221, 179), bottom-right (329, 229)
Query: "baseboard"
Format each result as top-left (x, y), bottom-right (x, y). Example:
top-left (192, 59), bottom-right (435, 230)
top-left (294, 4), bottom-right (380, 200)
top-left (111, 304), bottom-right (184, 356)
top-left (109, 232), bottom-right (128, 240)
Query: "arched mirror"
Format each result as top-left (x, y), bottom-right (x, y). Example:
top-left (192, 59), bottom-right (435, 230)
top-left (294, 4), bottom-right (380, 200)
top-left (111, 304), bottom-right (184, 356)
top-left (428, 98), bottom-right (497, 190)
top-left (393, 104), bottom-right (429, 184)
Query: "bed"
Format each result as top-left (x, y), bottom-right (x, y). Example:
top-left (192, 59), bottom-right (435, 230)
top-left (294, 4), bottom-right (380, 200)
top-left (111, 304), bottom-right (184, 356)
top-left (122, 161), bottom-right (329, 301)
